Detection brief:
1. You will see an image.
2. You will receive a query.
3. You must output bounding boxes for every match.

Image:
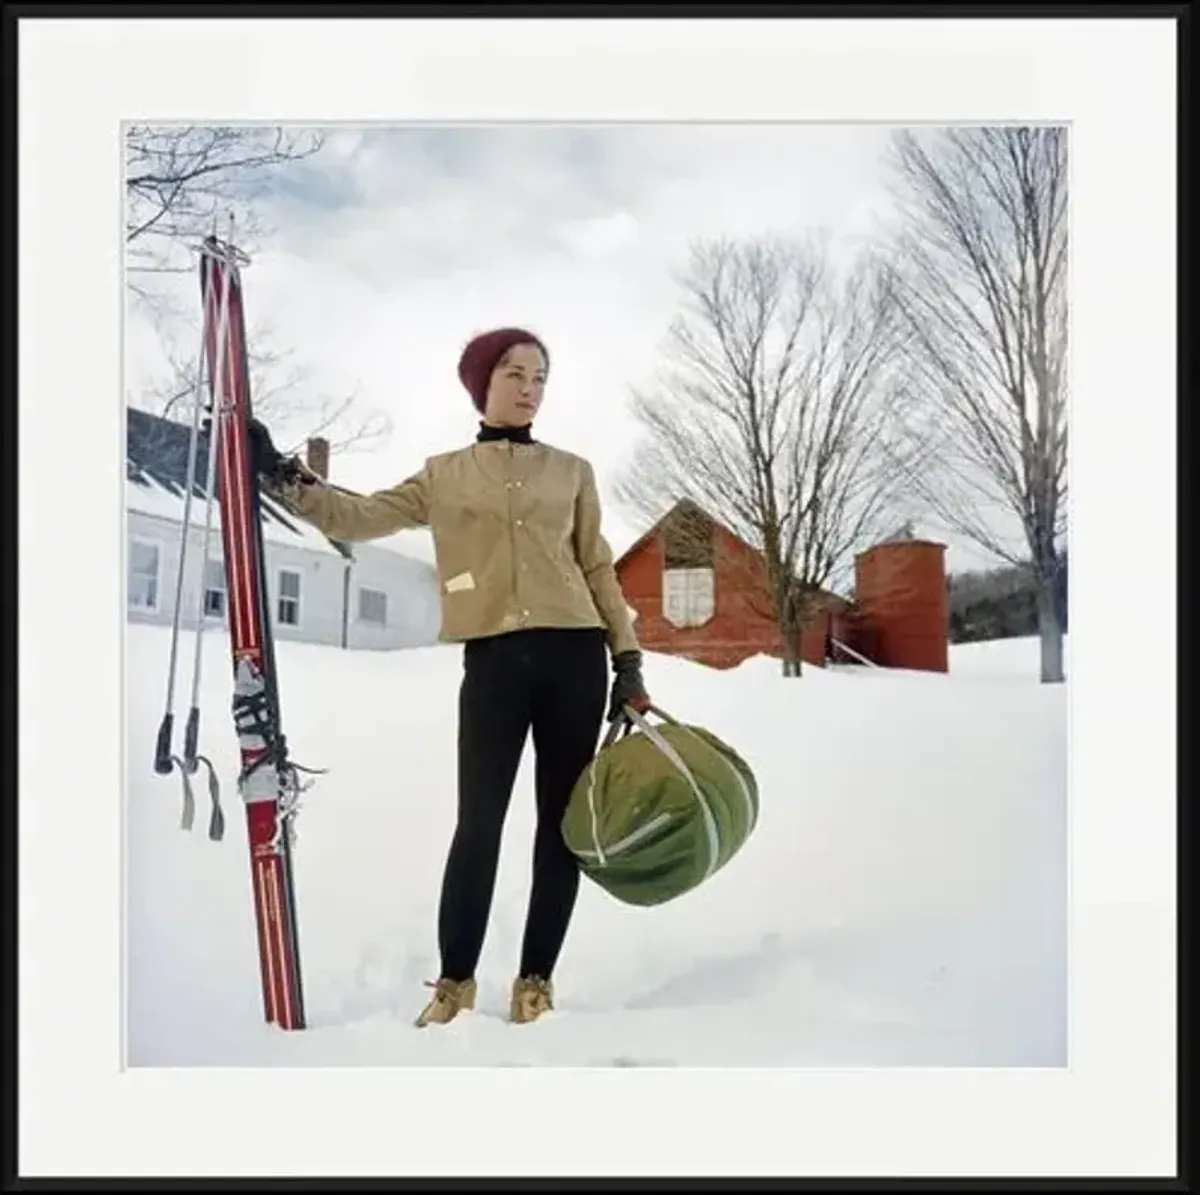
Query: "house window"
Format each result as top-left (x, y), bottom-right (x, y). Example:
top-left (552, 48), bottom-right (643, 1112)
top-left (129, 540), bottom-right (160, 611)
top-left (663, 567), bottom-right (716, 628)
top-left (358, 587), bottom-right (387, 627)
top-left (277, 569), bottom-right (301, 626)
top-left (203, 558), bottom-right (226, 618)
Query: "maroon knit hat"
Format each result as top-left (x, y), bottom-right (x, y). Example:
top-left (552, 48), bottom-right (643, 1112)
top-left (457, 327), bottom-right (549, 413)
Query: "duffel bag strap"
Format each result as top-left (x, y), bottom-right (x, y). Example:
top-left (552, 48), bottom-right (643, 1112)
top-left (604, 704), bottom-right (681, 749)
top-left (601, 714), bottom-right (636, 750)
top-left (621, 703), bottom-right (679, 729)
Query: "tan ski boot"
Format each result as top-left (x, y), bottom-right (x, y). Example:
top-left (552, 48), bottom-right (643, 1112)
top-left (510, 975), bottom-right (554, 1024)
top-left (414, 977), bottom-right (477, 1028)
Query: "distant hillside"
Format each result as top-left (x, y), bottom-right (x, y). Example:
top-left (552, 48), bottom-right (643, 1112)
top-left (947, 555), bottom-right (1069, 644)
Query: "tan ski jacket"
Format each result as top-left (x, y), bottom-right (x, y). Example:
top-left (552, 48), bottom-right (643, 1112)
top-left (273, 438), bottom-right (640, 658)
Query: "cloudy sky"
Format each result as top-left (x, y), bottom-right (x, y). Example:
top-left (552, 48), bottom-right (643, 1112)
top-left (125, 122), bottom-right (996, 570)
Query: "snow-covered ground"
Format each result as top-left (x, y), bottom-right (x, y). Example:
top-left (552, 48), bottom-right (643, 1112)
top-left (125, 625), bottom-right (1067, 1069)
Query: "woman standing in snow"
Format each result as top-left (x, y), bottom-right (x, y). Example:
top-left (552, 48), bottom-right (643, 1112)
top-left (249, 327), bottom-right (652, 1027)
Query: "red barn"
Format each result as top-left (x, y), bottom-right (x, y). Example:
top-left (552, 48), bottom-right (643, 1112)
top-left (613, 500), bottom-right (949, 674)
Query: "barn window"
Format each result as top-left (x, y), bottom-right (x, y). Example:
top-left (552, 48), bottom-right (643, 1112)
top-left (660, 504), bottom-right (716, 628)
top-left (663, 567), bottom-right (715, 628)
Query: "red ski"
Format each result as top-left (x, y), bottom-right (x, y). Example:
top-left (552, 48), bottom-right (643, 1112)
top-left (198, 235), bottom-right (307, 1031)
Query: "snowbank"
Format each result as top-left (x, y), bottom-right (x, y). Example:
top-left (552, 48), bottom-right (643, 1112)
top-left (125, 628), bottom-right (1066, 1068)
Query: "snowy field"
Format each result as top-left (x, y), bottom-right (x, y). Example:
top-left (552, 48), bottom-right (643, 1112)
top-left (125, 624), bottom-right (1067, 1069)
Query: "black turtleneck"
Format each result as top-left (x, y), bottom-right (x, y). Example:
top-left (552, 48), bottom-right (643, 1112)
top-left (477, 421), bottom-right (535, 445)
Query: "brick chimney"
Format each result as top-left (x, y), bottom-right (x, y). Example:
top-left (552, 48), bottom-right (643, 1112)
top-left (305, 436), bottom-right (330, 480)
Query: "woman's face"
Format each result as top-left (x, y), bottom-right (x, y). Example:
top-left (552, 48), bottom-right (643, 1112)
top-left (484, 342), bottom-right (547, 427)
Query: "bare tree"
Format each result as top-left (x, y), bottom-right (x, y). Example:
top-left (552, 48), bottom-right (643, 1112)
top-left (125, 124), bottom-right (392, 458)
top-left (144, 326), bottom-right (392, 459)
top-left (881, 126), bottom-right (1068, 683)
top-left (126, 125), bottom-right (323, 295)
top-left (615, 234), bottom-right (911, 677)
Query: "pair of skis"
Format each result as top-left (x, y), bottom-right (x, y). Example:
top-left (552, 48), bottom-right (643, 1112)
top-left (152, 230), bottom-right (311, 1031)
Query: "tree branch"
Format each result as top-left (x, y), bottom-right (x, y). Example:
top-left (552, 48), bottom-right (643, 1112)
top-left (615, 233), bottom-right (914, 675)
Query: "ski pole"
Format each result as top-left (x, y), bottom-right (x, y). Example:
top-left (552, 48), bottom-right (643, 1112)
top-left (153, 299), bottom-right (212, 776)
top-left (182, 239), bottom-right (236, 771)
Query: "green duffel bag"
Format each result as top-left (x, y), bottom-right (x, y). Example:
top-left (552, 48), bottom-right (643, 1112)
top-left (561, 704), bottom-right (760, 907)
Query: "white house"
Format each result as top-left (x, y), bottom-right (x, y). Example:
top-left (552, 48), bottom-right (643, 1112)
top-left (125, 406), bottom-right (443, 651)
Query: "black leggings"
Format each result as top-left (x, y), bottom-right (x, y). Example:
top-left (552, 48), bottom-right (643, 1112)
top-left (437, 627), bottom-right (609, 983)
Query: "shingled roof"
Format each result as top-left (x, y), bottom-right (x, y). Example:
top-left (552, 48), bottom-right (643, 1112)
top-left (125, 406), bottom-right (352, 559)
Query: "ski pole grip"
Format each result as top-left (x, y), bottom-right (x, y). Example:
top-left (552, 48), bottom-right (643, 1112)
top-left (154, 715), bottom-right (174, 775)
top-left (184, 707), bottom-right (201, 771)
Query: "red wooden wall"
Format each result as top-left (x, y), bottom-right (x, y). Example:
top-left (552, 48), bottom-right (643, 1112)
top-left (617, 522), bottom-right (835, 670)
top-left (613, 507), bottom-right (949, 674)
